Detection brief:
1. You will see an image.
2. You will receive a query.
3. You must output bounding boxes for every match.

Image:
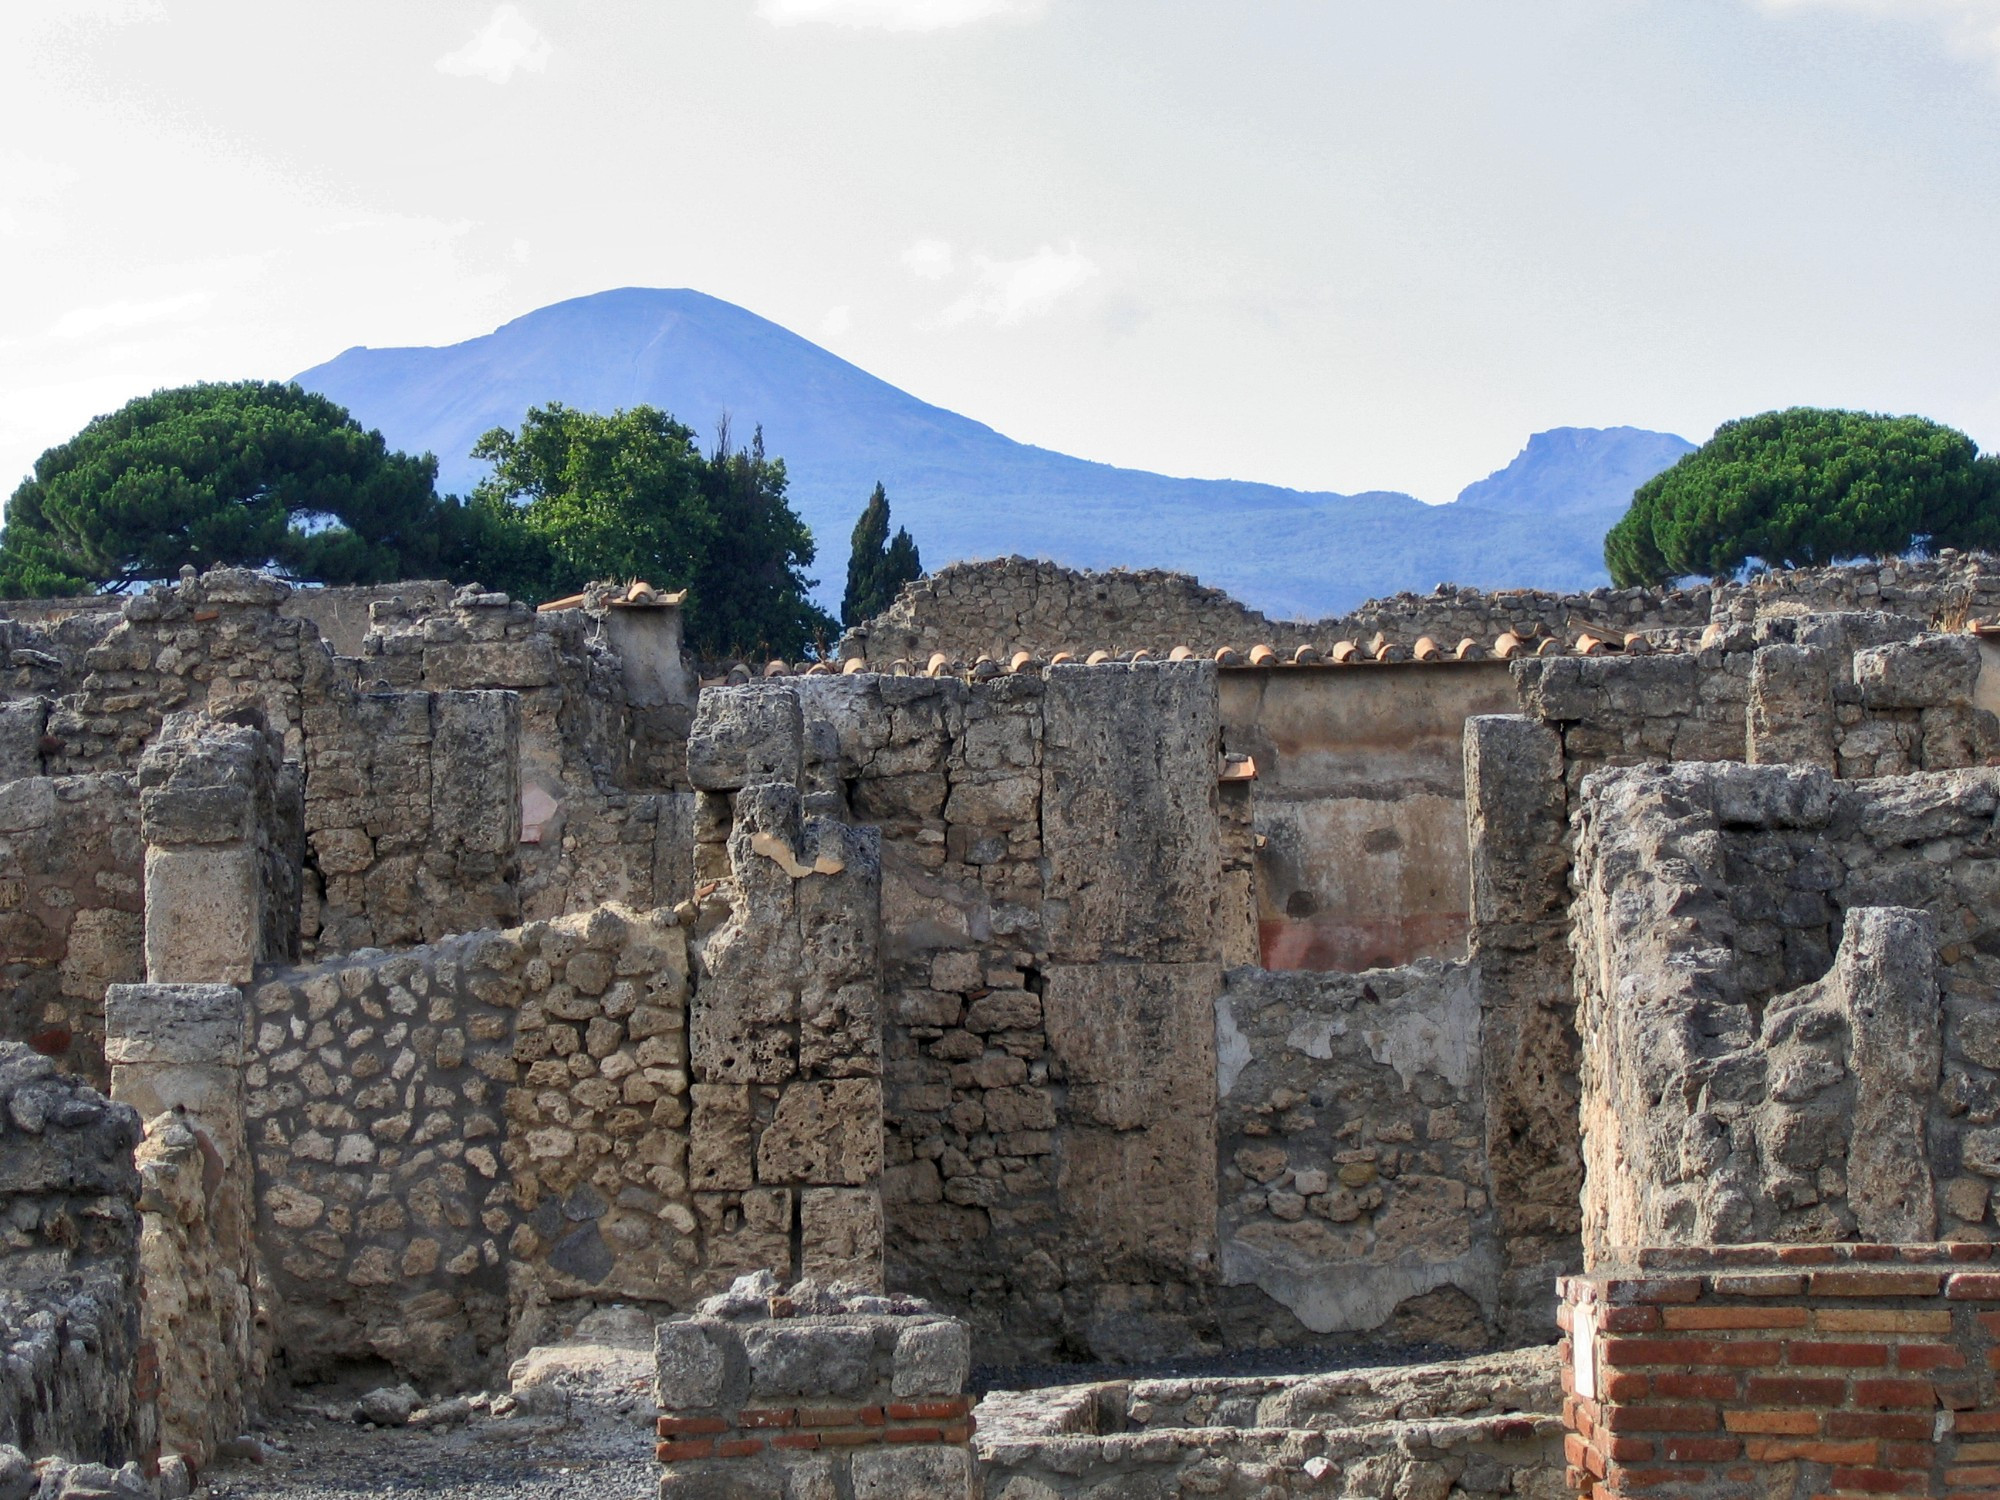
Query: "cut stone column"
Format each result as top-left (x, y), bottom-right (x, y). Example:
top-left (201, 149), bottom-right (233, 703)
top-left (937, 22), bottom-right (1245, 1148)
top-left (1463, 714), bottom-right (1579, 1341)
top-left (105, 981), bottom-right (259, 1469)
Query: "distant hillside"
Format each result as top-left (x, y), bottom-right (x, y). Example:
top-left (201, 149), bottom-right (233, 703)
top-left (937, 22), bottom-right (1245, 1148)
top-left (295, 288), bottom-right (1693, 616)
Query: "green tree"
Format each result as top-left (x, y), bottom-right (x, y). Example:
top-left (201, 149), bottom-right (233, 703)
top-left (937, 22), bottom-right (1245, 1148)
top-left (471, 404), bottom-right (835, 660)
top-left (840, 482), bottom-right (923, 627)
top-left (0, 381), bottom-right (450, 595)
top-left (1605, 407), bottom-right (2000, 587)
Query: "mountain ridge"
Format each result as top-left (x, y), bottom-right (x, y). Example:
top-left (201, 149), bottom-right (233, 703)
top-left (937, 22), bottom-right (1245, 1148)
top-left (294, 287), bottom-right (1695, 616)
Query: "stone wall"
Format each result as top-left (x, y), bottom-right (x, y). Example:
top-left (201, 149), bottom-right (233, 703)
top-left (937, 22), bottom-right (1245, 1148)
top-left (0, 775), bottom-right (142, 1082)
top-left (0, 1043), bottom-right (151, 1464)
top-left (1569, 761), bottom-right (2000, 1264)
top-left (1215, 961), bottom-right (1499, 1347)
top-left (840, 558), bottom-right (1715, 665)
top-left (1560, 1244), bottom-right (2000, 1500)
top-left (653, 1277), bottom-right (976, 1499)
top-left (243, 903), bottom-right (692, 1384)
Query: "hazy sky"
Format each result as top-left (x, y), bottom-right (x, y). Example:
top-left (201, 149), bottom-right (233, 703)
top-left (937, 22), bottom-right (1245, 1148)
top-left (4, 0), bottom-right (1999, 506)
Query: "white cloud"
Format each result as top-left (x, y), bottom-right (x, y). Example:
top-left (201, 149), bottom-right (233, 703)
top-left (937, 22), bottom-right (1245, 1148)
top-left (436, 5), bottom-right (550, 83)
top-left (48, 291), bottom-right (208, 340)
top-left (1757, 0), bottom-right (2000, 70)
top-left (901, 238), bottom-right (955, 280)
top-left (821, 304), bottom-right (854, 337)
top-left (936, 243), bottom-right (1099, 327)
top-left (758, 0), bottom-right (1044, 32)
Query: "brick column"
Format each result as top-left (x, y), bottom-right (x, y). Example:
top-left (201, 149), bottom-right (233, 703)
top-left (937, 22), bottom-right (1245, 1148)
top-left (1561, 1245), bottom-right (2000, 1499)
top-left (654, 1277), bottom-right (975, 1498)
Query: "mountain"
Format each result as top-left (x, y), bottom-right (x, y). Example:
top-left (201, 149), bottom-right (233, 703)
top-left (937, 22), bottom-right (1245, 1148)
top-left (294, 288), bottom-right (1693, 617)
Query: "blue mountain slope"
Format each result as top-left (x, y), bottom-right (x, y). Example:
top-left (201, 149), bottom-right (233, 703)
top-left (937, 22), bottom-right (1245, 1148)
top-left (294, 288), bottom-right (1693, 617)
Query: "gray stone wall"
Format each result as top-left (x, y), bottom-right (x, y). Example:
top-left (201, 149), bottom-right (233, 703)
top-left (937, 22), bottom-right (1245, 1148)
top-left (0, 776), bottom-right (142, 1082)
top-left (1215, 961), bottom-right (1498, 1348)
top-left (840, 557), bottom-right (1713, 665)
top-left (244, 903), bottom-right (693, 1384)
top-left (0, 1043), bottom-right (151, 1464)
top-left (1569, 761), bottom-right (2000, 1264)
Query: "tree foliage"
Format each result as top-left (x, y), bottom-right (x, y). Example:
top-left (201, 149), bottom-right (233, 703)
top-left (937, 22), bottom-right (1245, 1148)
top-left (470, 404), bottom-right (835, 660)
top-left (1605, 407), bottom-right (2000, 587)
top-left (840, 482), bottom-right (923, 627)
top-left (0, 381), bottom-right (453, 596)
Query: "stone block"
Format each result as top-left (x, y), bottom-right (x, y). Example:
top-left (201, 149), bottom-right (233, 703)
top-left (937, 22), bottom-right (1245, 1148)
top-left (0, 699), bottom-right (46, 781)
top-left (1042, 662), bottom-right (1220, 963)
top-left (890, 1320), bottom-right (970, 1397)
top-left (689, 1085), bottom-right (754, 1192)
top-left (144, 845), bottom-right (259, 984)
top-left (741, 1322), bottom-right (875, 1400)
top-left (431, 691), bottom-right (521, 859)
top-left (850, 1445), bottom-right (974, 1500)
top-left (687, 684), bottom-right (804, 792)
top-left (1854, 633), bottom-right (1981, 709)
top-left (104, 983), bottom-right (247, 1069)
top-left (421, 637), bottom-right (557, 689)
top-left (756, 1081), bottom-right (883, 1186)
top-left (655, 1318), bottom-right (729, 1410)
top-left (799, 1187), bottom-right (883, 1289)
top-left (139, 783), bottom-right (255, 846)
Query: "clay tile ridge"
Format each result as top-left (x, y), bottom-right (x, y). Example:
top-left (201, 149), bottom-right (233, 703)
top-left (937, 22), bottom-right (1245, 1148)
top-left (1291, 644), bottom-right (1321, 665)
top-left (1454, 637), bottom-right (1486, 661)
top-left (1329, 640), bottom-right (1358, 664)
top-left (1169, 645), bottom-right (1196, 662)
top-left (1411, 636), bottom-right (1440, 662)
top-left (1247, 643), bottom-right (1278, 667)
top-left (1213, 646), bottom-right (1245, 666)
top-left (1493, 631), bottom-right (1523, 659)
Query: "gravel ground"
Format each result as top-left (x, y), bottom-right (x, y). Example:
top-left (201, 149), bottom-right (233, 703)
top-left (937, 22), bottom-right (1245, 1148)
top-left (201, 1407), bottom-right (656, 1500)
top-left (971, 1339), bottom-right (1467, 1395)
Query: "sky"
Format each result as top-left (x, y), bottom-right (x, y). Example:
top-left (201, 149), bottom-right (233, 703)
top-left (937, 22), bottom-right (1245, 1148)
top-left (3, 0), bottom-right (1999, 507)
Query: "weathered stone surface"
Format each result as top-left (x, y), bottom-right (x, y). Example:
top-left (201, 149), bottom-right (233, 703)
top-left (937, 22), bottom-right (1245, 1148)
top-left (850, 1445), bottom-right (973, 1499)
top-left (741, 1322), bottom-right (876, 1399)
top-left (800, 1187), bottom-right (883, 1290)
top-left (757, 1081), bottom-right (884, 1186)
top-left (1854, 631), bottom-right (1981, 709)
top-left (891, 1319), bottom-right (970, 1397)
top-left (686, 683), bottom-right (804, 792)
top-left (654, 1320), bottom-right (728, 1410)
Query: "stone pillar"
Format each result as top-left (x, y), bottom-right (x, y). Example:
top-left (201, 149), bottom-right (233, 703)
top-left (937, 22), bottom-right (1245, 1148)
top-left (654, 1277), bottom-right (975, 1498)
top-left (137, 712), bottom-right (290, 985)
top-left (686, 685), bottom-right (887, 1291)
top-left (104, 982), bottom-right (258, 1469)
top-left (1463, 714), bottom-right (1580, 1342)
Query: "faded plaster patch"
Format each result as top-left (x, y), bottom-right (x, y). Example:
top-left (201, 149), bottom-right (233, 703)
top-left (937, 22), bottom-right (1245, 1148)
top-left (750, 831), bottom-right (846, 879)
top-left (1361, 969), bottom-right (1477, 1092)
top-left (1215, 994), bottom-right (1251, 1099)
top-left (1221, 1232), bottom-right (1499, 1335)
top-left (1286, 1015), bottom-right (1346, 1060)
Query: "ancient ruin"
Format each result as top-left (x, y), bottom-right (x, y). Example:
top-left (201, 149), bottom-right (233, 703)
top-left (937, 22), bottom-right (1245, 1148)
top-left (5, 551), bottom-right (2000, 1495)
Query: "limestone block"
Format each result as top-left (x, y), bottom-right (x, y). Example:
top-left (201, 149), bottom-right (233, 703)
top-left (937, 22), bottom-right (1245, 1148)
top-left (742, 1322), bottom-right (874, 1399)
top-left (430, 691), bottom-right (521, 859)
top-left (655, 1319), bottom-right (729, 1410)
top-left (687, 683), bottom-right (804, 792)
top-left (139, 782), bottom-right (255, 846)
top-left (658, 1461), bottom-right (781, 1499)
top-left (59, 908), bottom-right (143, 1001)
top-left (890, 1320), bottom-right (970, 1397)
top-left (1043, 962), bottom-right (1220, 1124)
top-left (1837, 907), bottom-right (1940, 1242)
top-left (756, 1080), bottom-right (883, 1186)
top-left (0, 698), bottom-right (46, 781)
top-left (689, 1085), bottom-right (754, 1192)
top-left (1463, 717), bottom-right (1566, 931)
top-left (799, 982), bottom-right (881, 1078)
top-left (144, 845), bottom-right (259, 984)
top-left (1058, 1108), bottom-right (1218, 1271)
top-left (799, 1187), bottom-right (883, 1289)
top-left (420, 637), bottom-right (557, 689)
top-left (104, 983), bottom-right (247, 1070)
top-left (850, 1445), bottom-right (974, 1499)
top-left (1042, 663), bottom-right (1220, 963)
top-left (693, 1191), bottom-right (794, 1288)
top-left (1748, 644), bottom-right (1837, 771)
top-left (1854, 633), bottom-right (1981, 709)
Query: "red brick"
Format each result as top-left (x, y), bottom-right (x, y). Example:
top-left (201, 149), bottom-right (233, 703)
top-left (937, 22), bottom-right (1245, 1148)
top-left (1949, 1468), bottom-right (2000, 1487)
top-left (1603, 1372), bottom-right (1650, 1401)
top-left (1747, 1376), bottom-right (1848, 1405)
top-left (772, 1433), bottom-right (822, 1451)
top-left (1714, 1273), bottom-right (1806, 1297)
top-left (1958, 1413), bottom-right (2000, 1434)
top-left (656, 1439), bottom-right (715, 1461)
top-left (1829, 1413), bottom-right (1931, 1440)
top-left (1811, 1270), bottom-right (1945, 1298)
top-left (1602, 1435), bottom-right (1654, 1462)
top-left (1653, 1373), bottom-right (1738, 1400)
top-left (815, 1428), bottom-right (884, 1447)
top-left (1565, 1433), bottom-right (1593, 1471)
top-left (1777, 1245), bottom-right (1841, 1264)
top-left (1660, 1437), bottom-right (1739, 1461)
top-left (737, 1408), bottom-right (796, 1428)
top-left (884, 1426), bottom-right (944, 1444)
top-left (1829, 1467), bottom-right (1930, 1493)
top-left (1742, 1438), bottom-right (1877, 1464)
top-left (1663, 1306), bottom-right (1809, 1330)
top-left (885, 1398), bottom-right (971, 1420)
top-left (1878, 1441), bottom-right (1935, 1470)
top-left (798, 1406), bottom-right (883, 1428)
top-left (1726, 1410), bottom-right (1821, 1435)
top-left (657, 1416), bottom-right (728, 1437)
top-left (1852, 1379), bottom-right (1936, 1408)
top-left (1599, 1404), bottom-right (1719, 1433)
top-left (939, 1419), bottom-right (974, 1443)
top-left (1606, 1464), bottom-right (1709, 1489)
top-left (1602, 1338), bottom-right (1780, 1367)
top-left (1788, 1341), bottom-right (1891, 1368)
top-left (717, 1439), bottom-right (764, 1458)
top-left (1979, 1312), bottom-right (2000, 1337)
top-left (1948, 1274), bottom-right (2000, 1300)
top-left (1899, 1344), bottom-right (1967, 1371)
top-left (1602, 1305), bottom-right (1663, 1332)
top-left (1604, 1277), bottom-right (1704, 1305)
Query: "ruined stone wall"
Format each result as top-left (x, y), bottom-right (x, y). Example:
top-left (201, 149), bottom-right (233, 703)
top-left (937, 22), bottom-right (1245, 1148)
top-left (1570, 760), bottom-right (2000, 1264)
top-left (280, 581), bottom-right (454, 658)
top-left (1215, 961), bottom-right (1499, 1349)
top-left (0, 1044), bottom-right (151, 1464)
top-left (840, 558), bottom-right (1714, 665)
top-left (244, 903), bottom-right (692, 1384)
top-left (0, 775), bottom-right (143, 1081)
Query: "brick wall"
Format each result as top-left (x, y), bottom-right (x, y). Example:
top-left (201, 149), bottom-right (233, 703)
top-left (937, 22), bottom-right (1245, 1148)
top-left (1560, 1245), bottom-right (2000, 1499)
